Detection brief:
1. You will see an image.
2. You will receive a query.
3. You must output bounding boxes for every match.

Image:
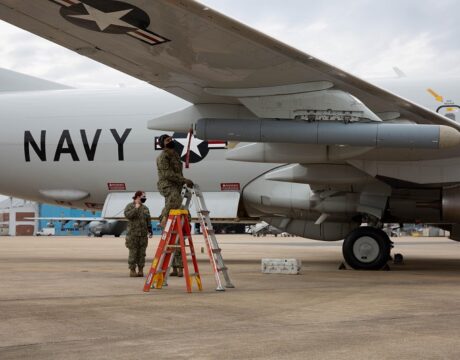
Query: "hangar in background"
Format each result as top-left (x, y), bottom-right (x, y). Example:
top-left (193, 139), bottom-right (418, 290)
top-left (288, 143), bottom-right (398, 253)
top-left (0, 198), bottom-right (37, 236)
top-left (0, 198), bottom-right (99, 236)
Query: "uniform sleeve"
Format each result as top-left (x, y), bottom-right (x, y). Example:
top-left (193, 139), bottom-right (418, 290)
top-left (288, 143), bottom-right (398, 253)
top-left (145, 207), bottom-right (153, 234)
top-left (157, 153), bottom-right (187, 185)
top-left (124, 203), bottom-right (140, 220)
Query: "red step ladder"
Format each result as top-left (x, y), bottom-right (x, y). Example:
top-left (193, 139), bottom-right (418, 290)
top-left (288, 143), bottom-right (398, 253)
top-left (143, 209), bottom-right (202, 293)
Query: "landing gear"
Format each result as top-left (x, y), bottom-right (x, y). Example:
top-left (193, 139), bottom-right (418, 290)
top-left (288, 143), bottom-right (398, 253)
top-left (393, 253), bottom-right (404, 265)
top-left (342, 227), bottom-right (392, 270)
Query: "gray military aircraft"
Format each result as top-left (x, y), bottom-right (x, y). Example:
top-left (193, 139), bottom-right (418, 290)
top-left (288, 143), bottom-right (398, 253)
top-left (1, 0), bottom-right (460, 270)
top-left (30, 216), bottom-right (127, 237)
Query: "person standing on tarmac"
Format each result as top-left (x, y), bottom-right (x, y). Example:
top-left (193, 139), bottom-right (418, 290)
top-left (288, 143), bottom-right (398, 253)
top-left (124, 190), bottom-right (152, 278)
top-left (156, 134), bottom-right (194, 277)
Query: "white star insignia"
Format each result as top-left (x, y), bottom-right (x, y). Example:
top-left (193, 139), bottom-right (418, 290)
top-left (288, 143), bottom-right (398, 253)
top-left (175, 137), bottom-right (204, 158)
top-left (69, 4), bottom-right (135, 31)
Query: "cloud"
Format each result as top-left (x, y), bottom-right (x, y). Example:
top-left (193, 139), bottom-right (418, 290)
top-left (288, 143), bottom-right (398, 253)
top-left (1, 0), bottom-right (459, 88)
top-left (0, 21), bottom-right (147, 89)
top-left (202, 0), bottom-right (460, 78)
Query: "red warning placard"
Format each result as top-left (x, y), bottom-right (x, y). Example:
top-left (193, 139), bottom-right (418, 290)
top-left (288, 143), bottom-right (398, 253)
top-left (108, 183), bottom-right (126, 191)
top-left (221, 183), bottom-right (241, 191)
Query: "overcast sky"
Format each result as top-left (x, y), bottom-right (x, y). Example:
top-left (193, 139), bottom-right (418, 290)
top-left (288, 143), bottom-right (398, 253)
top-left (0, 0), bottom-right (459, 201)
top-left (0, 0), bottom-right (460, 90)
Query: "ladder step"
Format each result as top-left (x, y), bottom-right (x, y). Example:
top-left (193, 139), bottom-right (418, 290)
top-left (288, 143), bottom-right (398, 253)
top-left (152, 184), bottom-right (235, 292)
top-left (168, 231), bottom-right (191, 236)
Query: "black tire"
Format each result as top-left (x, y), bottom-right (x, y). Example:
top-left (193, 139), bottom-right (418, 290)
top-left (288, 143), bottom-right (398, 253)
top-left (394, 253), bottom-right (404, 264)
top-left (342, 227), bottom-right (391, 270)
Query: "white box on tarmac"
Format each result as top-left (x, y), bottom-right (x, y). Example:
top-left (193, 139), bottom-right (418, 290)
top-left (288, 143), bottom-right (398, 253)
top-left (261, 259), bottom-right (301, 275)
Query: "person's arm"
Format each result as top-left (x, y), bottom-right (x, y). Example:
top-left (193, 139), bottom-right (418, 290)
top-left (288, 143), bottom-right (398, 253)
top-left (145, 207), bottom-right (153, 235)
top-left (124, 203), bottom-right (141, 220)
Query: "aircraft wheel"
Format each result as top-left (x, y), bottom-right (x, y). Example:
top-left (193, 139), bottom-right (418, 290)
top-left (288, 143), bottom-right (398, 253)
top-left (342, 227), bottom-right (391, 270)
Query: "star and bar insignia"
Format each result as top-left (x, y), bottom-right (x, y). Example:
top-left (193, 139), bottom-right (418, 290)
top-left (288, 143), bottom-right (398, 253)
top-left (50, 0), bottom-right (170, 46)
top-left (155, 133), bottom-right (227, 164)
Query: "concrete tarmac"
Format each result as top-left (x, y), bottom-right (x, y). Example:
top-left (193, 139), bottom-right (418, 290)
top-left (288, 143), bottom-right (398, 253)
top-left (1, 235), bottom-right (460, 359)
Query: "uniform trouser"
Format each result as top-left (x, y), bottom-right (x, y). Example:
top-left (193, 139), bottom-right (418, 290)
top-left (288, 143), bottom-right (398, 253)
top-left (159, 186), bottom-right (183, 269)
top-left (126, 236), bottom-right (148, 270)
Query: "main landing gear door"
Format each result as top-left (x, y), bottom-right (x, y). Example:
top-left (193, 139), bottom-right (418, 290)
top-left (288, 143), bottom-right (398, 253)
top-left (101, 191), bottom-right (240, 221)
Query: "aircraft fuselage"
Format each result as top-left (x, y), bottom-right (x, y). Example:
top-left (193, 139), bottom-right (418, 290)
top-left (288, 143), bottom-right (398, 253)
top-left (0, 87), bottom-right (274, 209)
top-left (0, 76), bottom-right (460, 213)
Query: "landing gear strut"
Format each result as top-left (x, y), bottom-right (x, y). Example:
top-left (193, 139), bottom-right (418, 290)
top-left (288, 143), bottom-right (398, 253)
top-left (342, 226), bottom-right (392, 270)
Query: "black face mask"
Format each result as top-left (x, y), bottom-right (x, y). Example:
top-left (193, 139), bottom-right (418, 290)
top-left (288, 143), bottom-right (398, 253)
top-left (140, 197), bottom-right (147, 203)
top-left (165, 141), bottom-right (175, 149)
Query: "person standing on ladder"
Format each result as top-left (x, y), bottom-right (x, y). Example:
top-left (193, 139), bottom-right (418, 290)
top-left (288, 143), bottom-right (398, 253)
top-left (124, 190), bottom-right (153, 278)
top-left (156, 134), bottom-right (194, 277)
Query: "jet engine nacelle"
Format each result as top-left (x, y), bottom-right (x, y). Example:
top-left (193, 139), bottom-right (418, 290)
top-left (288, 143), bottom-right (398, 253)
top-left (242, 171), bottom-right (361, 241)
top-left (386, 186), bottom-right (460, 224)
top-left (263, 217), bottom-right (358, 241)
top-left (243, 170), bottom-right (360, 220)
top-left (443, 186), bottom-right (460, 223)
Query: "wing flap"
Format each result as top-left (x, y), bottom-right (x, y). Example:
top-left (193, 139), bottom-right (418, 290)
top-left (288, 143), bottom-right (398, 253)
top-left (0, 0), bottom-right (458, 129)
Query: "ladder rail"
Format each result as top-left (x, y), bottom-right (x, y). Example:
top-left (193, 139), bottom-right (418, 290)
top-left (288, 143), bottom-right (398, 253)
top-left (189, 185), bottom-right (234, 290)
top-left (144, 210), bottom-right (202, 293)
top-left (200, 220), bottom-right (225, 291)
top-left (144, 216), bottom-right (177, 291)
top-left (144, 184), bottom-right (234, 293)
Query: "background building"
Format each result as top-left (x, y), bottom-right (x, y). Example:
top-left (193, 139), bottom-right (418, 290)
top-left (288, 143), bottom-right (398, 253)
top-left (0, 198), bottom-right (99, 236)
top-left (0, 198), bottom-right (37, 236)
top-left (0, 197), bottom-right (160, 236)
top-left (38, 204), bottom-right (100, 236)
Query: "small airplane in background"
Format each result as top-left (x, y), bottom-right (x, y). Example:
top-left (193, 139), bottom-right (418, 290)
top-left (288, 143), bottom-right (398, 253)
top-left (31, 216), bottom-right (128, 237)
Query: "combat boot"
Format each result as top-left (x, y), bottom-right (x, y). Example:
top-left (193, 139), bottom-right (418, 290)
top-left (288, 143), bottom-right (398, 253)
top-left (170, 267), bottom-right (178, 276)
top-left (137, 267), bottom-right (144, 277)
top-left (129, 268), bottom-right (137, 277)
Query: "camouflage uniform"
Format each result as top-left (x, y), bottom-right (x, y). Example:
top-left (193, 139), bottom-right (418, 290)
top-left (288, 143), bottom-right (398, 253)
top-left (157, 149), bottom-right (187, 269)
top-left (124, 202), bottom-right (152, 270)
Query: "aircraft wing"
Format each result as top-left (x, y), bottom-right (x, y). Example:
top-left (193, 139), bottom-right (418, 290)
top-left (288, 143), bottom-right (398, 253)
top-left (0, 0), bottom-right (458, 129)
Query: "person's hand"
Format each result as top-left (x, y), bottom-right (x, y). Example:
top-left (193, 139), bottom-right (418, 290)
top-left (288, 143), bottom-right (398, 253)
top-left (134, 198), bottom-right (141, 208)
top-left (185, 179), bottom-right (194, 188)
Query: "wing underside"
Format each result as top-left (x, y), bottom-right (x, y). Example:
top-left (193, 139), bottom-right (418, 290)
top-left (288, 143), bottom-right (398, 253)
top-left (0, 0), bottom-right (458, 129)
